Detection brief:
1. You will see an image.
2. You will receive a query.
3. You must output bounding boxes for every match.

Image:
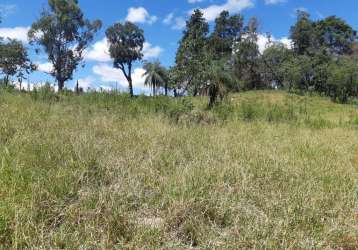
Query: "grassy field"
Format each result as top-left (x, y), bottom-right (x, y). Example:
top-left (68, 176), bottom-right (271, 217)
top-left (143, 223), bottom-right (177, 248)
top-left (0, 90), bottom-right (357, 249)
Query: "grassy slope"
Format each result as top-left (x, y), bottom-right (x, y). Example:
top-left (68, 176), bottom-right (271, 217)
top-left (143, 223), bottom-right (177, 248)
top-left (0, 90), bottom-right (357, 249)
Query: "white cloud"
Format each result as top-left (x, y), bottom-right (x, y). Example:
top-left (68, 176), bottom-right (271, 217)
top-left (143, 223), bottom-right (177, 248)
top-left (188, 0), bottom-right (205, 3)
top-left (84, 38), bottom-right (111, 62)
top-left (257, 34), bottom-right (292, 53)
top-left (143, 42), bottom-right (163, 59)
top-left (125, 7), bottom-right (157, 24)
top-left (265, 0), bottom-right (287, 5)
top-left (77, 76), bottom-right (96, 90)
top-left (163, 13), bottom-right (186, 30)
top-left (197, 0), bottom-right (254, 22)
top-left (36, 62), bottom-right (53, 73)
top-left (163, 12), bottom-right (174, 25)
top-left (172, 17), bottom-right (186, 30)
top-left (92, 64), bottom-right (147, 90)
top-left (0, 26), bottom-right (30, 43)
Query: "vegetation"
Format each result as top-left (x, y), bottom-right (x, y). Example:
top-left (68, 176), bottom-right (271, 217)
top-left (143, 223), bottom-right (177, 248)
top-left (0, 89), bottom-right (357, 248)
top-left (143, 61), bottom-right (168, 96)
top-left (106, 22), bottom-right (145, 97)
top-left (0, 39), bottom-right (34, 86)
top-left (28, 0), bottom-right (101, 91)
top-left (0, 1), bottom-right (358, 248)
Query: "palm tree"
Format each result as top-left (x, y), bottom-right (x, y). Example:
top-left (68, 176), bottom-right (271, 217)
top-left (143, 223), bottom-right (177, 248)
top-left (143, 61), bottom-right (167, 96)
top-left (206, 59), bottom-right (237, 108)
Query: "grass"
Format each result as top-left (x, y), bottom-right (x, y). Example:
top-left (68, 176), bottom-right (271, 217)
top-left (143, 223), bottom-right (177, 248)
top-left (0, 89), bottom-right (357, 249)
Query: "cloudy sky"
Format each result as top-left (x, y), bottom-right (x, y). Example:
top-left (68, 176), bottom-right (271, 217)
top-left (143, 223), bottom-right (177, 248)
top-left (1, 0), bottom-right (357, 93)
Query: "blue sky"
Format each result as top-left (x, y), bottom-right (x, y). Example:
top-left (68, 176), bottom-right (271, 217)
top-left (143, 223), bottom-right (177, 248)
top-left (1, 0), bottom-right (358, 93)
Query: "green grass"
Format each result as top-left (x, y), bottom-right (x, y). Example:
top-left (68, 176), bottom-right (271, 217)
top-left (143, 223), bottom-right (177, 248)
top-left (0, 90), bottom-right (357, 249)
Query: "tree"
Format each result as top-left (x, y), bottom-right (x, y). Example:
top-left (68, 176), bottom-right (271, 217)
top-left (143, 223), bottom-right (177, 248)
top-left (315, 16), bottom-right (357, 55)
top-left (28, 0), bottom-right (101, 91)
top-left (0, 39), bottom-right (35, 86)
top-left (174, 9), bottom-right (209, 96)
top-left (142, 61), bottom-right (168, 96)
top-left (106, 22), bottom-right (145, 97)
top-left (233, 17), bottom-right (262, 90)
top-left (327, 58), bottom-right (358, 103)
top-left (209, 11), bottom-right (244, 60)
top-left (206, 59), bottom-right (236, 108)
top-left (261, 42), bottom-right (291, 88)
top-left (290, 10), bottom-right (316, 55)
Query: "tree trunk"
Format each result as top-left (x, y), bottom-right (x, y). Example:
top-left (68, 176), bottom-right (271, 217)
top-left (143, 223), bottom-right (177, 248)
top-left (4, 75), bottom-right (9, 86)
top-left (58, 79), bottom-right (65, 92)
top-left (165, 83), bottom-right (168, 96)
top-left (128, 76), bottom-right (134, 97)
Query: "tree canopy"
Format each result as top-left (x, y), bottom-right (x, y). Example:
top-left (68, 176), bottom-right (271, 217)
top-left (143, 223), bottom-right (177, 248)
top-left (106, 21), bottom-right (145, 97)
top-left (174, 9), bottom-right (209, 96)
top-left (28, 0), bottom-right (101, 91)
top-left (0, 39), bottom-right (35, 86)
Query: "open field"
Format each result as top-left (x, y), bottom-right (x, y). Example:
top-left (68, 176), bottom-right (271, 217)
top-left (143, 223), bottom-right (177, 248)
top-left (0, 90), bottom-right (357, 249)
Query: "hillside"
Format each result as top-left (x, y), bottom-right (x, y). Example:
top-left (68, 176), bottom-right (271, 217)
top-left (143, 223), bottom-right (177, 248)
top-left (0, 90), bottom-right (357, 249)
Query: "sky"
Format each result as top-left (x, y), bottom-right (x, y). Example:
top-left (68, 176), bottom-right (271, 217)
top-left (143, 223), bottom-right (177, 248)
top-left (1, 0), bottom-right (358, 93)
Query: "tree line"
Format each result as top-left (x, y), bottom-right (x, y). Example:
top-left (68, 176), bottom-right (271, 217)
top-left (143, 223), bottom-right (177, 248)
top-left (1, 0), bottom-right (358, 106)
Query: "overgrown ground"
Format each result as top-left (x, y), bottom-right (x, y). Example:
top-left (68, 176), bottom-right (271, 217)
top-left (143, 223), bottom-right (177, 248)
top-left (0, 90), bottom-right (357, 249)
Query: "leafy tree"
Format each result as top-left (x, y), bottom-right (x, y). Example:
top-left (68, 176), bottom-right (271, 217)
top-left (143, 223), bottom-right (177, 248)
top-left (261, 42), bottom-right (291, 88)
top-left (167, 67), bottom-right (182, 97)
top-left (174, 9), bottom-right (209, 96)
top-left (106, 22), bottom-right (145, 97)
top-left (209, 11), bottom-right (244, 60)
top-left (233, 17), bottom-right (261, 90)
top-left (290, 10), bottom-right (316, 55)
top-left (28, 0), bottom-right (102, 91)
top-left (0, 39), bottom-right (35, 86)
top-left (315, 16), bottom-right (357, 55)
top-left (281, 51), bottom-right (332, 93)
top-left (206, 59), bottom-right (236, 108)
top-left (142, 61), bottom-right (168, 96)
top-left (327, 58), bottom-right (358, 103)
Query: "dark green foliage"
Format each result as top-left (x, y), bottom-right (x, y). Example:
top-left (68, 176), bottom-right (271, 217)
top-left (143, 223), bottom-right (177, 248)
top-left (28, 0), bottom-right (102, 91)
top-left (209, 11), bottom-right (244, 60)
top-left (315, 16), bottom-right (357, 55)
top-left (290, 10), bottom-right (317, 55)
top-left (0, 39), bottom-right (35, 85)
top-left (327, 58), bottom-right (358, 103)
top-left (174, 9), bottom-right (209, 96)
top-left (233, 17), bottom-right (262, 90)
top-left (206, 59), bottom-right (236, 108)
top-left (261, 42), bottom-right (292, 88)
top-left (106, 22), bottom-right (145, 97)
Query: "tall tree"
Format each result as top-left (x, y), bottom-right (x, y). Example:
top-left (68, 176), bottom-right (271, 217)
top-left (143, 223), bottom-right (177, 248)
top-left (233, 17), bottom-right (261, 90)
top-left (290, 10), bottom-right (316, 55)
top-left (174, 9), bottom-right (209, 96)
top-left (142, 61), bottom-right (168, 96)
top-left (0, 39), bottom-right (35, 85)
top-left (28, 0), bottom-right (101, 91)
top-left (261, 42), bottom-right (291, 88)
top-left (106, 22), bottom-right (145, 97)
top-left (209, 11), bottom-right (244, 60)
top-left (315, 16), bottom-right (357, 55)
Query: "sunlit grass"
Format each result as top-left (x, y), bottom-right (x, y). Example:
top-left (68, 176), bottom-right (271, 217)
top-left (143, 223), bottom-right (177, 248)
top-left (0, 90), bottom-right (357, 249)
